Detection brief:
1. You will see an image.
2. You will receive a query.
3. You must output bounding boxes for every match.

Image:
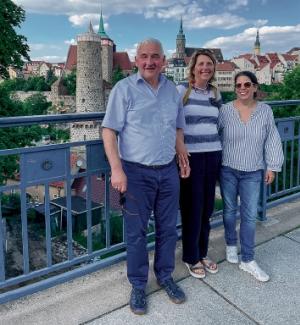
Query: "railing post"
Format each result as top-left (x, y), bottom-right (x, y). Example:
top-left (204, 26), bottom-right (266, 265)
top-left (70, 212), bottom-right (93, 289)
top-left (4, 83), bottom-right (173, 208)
top-left (258, 174), bottom-right (267, 221)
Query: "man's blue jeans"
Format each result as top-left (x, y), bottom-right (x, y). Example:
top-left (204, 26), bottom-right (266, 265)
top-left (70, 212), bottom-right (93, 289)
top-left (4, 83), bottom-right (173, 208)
top-left (220, 166), bottom-right (263, 262)
top-left (121, 159), bottom-right (179, 289)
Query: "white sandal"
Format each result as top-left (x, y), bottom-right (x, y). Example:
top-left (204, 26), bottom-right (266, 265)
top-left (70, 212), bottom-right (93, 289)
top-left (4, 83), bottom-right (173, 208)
top-left (185, 262), bottom-right (206, 279)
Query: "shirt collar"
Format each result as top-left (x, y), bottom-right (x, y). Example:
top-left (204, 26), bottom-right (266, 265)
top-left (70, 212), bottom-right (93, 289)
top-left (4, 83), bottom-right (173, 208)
top-left (136, 71), bottom-right (166, 87)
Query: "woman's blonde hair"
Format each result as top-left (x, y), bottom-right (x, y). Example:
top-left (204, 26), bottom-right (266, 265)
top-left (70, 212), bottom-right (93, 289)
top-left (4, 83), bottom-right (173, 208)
top-left (187, 49), bottom-right (217, 84)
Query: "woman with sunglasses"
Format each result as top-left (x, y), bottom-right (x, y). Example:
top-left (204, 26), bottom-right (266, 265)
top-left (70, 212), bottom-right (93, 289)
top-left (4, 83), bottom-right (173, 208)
top-left (176, 49), bottom-right (222, 278)
top-left (218, 70), bottom-right (283, 281)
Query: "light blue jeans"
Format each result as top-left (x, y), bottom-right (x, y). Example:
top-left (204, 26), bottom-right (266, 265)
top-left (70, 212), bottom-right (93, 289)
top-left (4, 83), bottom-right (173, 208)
top-left (220, 166), bottom-right (263, 262)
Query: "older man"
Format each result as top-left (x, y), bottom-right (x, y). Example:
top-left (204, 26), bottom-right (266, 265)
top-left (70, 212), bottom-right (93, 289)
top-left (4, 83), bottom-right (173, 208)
top-left (102, 38), bottom-right (189, 315)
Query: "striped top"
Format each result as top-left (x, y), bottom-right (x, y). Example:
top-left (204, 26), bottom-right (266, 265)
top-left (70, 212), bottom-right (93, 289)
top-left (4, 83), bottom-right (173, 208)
top-left (177, 83), bottom-right (222, 153)
top-left (218, 101), bottom-right (284, 172)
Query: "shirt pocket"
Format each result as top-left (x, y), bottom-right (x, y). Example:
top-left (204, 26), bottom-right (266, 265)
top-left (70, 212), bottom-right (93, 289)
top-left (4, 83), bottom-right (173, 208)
top-left (127, 99), bottom-right (156, 125)
top-left (160, 99), bottom-right (178, 128)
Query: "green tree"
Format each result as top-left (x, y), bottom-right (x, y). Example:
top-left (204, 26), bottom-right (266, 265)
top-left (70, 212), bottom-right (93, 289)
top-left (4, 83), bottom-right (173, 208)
top-left (0, 87), bottom-right (69, 184)
top-left (221, 91), bottom-right (235, 103)
top-left (1, 75), bottom-right (55, 92)
top-left (46, 68), bottom-right (57, 87)
top-left (0, 77), bottom-right (26, 91)
top-left (23, 76), bottom-right (50, 91)
top-left (22, 93), bottom-right (52, 115)
top-left (272, 66), bottom-right (300, 100)
top-left (0, 0), bottom-right (30, 78)
top-left (62, 69), bottom-right (76, 95)
top-left (267, 66), bottom-right (300, 118)
top-left (112, 65), bottom-right (125, 86)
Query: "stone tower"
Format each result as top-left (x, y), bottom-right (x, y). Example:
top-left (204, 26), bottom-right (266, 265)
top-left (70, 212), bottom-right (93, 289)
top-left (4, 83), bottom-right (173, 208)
top-left (254, 29), bottom-right (261, 56)
top-left (176, 17), bottom-right (186, 59)
top-left (98, 10), bottom-right (114, 84)
top-left (71, 22), bottom-right (104, 142)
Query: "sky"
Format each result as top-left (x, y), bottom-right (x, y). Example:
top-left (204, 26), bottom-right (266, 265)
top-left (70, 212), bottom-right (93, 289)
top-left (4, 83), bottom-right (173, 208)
top-left (14, 0), bottom-right (300, 63)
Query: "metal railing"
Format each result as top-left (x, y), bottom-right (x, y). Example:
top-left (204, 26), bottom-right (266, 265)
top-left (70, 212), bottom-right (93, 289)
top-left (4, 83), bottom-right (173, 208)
top-left (0, 100), bottom-right (300, 304)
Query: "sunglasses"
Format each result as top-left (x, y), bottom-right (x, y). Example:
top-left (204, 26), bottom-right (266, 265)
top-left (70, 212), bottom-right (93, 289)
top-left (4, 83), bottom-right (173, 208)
top-left (235, 82), bottom-right (253, 89)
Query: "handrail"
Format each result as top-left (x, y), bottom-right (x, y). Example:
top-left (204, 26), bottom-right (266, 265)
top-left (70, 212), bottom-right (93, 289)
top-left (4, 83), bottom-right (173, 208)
top-left (0, 100), bottom-right (300, 128)
top-left (0, 112), bottom-right (105, 128)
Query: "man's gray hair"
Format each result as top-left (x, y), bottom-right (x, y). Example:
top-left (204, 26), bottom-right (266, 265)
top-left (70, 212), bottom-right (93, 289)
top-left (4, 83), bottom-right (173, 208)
top-left (136, 38), bottom-right (164, 56)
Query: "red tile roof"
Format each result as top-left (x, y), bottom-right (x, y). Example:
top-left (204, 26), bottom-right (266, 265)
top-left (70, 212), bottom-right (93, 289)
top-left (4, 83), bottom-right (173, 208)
top-left (113, 52), bottom-right (132, 71)
top-left (270, 61), bottom-right (281, 69)
top-left (216, 61), bottom-right (236, 71)
top-left (256, 55), bottom-right (269, 65)
top-left (234, 54), bottom-right (257, 67)
top-left (266, 53), bottom-right (279, 61)
top-left (281, 54), bottom-right (297, 61)
top-left (287, 47), bottom-right (300, 54)
top-left (65, 45), bottom-right (77, 71)
top-left (71, 175), bottom-right (121, 210)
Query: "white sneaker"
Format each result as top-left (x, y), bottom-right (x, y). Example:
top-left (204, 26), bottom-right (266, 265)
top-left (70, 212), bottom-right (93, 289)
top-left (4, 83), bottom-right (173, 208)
top-left (239, 260), bottom-right (270, 282)
top-left (226, 246), bottom-right (238, 264)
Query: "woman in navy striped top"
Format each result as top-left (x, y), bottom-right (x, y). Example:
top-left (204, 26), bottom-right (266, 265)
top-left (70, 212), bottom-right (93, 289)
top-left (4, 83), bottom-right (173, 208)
top-left (218, 71), bottom-right (284, 282)
top-left (176, 49), bottom-right (222, 278)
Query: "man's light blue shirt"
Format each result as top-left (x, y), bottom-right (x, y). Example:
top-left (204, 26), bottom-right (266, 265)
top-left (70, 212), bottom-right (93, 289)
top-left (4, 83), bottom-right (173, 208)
top-left (102, 72), bottom-right (185, 165)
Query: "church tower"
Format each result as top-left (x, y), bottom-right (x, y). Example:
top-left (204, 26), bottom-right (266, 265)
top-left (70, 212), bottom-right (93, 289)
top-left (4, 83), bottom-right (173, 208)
top-left (71, 22), bottom-right (104, 142)
top-left (176, 17), bottom-right (186, 59)
top-left (98, 10), bottom-right (114, 84)
top-left (254, 29), bottom-right (261, 55)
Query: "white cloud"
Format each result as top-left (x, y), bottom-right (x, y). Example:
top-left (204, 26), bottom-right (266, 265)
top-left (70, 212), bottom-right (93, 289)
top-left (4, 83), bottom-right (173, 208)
top-left (15, 0), bottom-right (250, 31)
top-left (69, 14), bottom-right (99, 27)
top-left (184, 13), bottom-right (247, 30)
top-left (166, 49), bottom-right (176, 58)
top-left (124, 43), bottom-right (138, 60)
top-left (146, 2), bottom-right (248, 30)
top-left (227, 0), bottom-right (248, 11)
top-left (253, 19), bottom-right (268, 28)
top-left (31, 55), bottom-right (66, 63)
top-left (204, 24), bottom-right (300, 58)
top-left (64, 39), bottom-right (76, 45)
top-left (29, 43), bottom-right (61, 51)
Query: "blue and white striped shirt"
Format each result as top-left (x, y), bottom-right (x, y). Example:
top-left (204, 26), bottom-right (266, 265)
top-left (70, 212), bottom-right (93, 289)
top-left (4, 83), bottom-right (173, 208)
top-left (218, 101), bottom-right (284, 172)
top-left (177, 83), bottom-right (222, 153)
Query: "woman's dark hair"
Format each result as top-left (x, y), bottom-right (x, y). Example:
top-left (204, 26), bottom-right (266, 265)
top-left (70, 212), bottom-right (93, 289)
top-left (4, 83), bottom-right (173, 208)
top-left (234, 70), bottom-right (259, 98)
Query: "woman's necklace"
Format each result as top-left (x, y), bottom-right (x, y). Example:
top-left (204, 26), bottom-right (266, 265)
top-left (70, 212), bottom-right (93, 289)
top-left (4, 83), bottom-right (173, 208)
top-left (194, 84), bottom-right (209, 95)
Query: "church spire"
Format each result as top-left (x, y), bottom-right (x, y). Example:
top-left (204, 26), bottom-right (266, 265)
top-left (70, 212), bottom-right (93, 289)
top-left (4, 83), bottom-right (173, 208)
top-left (179, 16), bottom-right (183, 34)
top-left (176, 17), bottom-right (186, 59)
top-left (98, 9), bottom-right (109, 38)
top-left (254, 29), bottom-right (261, 55)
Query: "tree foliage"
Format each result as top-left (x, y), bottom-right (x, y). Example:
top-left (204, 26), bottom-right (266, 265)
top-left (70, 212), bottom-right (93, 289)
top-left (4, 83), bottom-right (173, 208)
top-left (112, 65), bottom-right (125, 86)
top-left (265, 66), bottom-right (300, 118)
top-left (62, 69), bottom-right (76, 95)
top-left (221, 91), bottom-right (235, 104)
top-left (0, 0), bottom-right (30, 78)
top-left (1, 76), bottom-right (54, 92)
top-left (0, 86), bottom-right (69, 184)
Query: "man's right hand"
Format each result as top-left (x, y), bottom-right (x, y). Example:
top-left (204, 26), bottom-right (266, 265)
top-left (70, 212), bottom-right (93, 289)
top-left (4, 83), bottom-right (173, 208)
top-left (111, 167), bottom-right (127, 193)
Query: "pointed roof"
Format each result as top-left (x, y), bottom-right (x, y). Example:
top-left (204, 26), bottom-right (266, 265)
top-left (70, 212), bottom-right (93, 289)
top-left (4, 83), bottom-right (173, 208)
top-left (65, 45), bottom-right (77, 71)
top-left (98, 10), bottom-right (109, 39)
top-left (177, 17), bottom-right (185, 40)
top-left (179, 17), bottom-right (183, 34)
top-left (89, 21), bottom-right (95, 34)
top-left (254, 29), bottom-right (260, 47)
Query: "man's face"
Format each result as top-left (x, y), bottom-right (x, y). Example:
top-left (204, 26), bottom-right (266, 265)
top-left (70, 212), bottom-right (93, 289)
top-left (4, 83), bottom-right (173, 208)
top-left (135, 42), bottom-right (165, 85)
